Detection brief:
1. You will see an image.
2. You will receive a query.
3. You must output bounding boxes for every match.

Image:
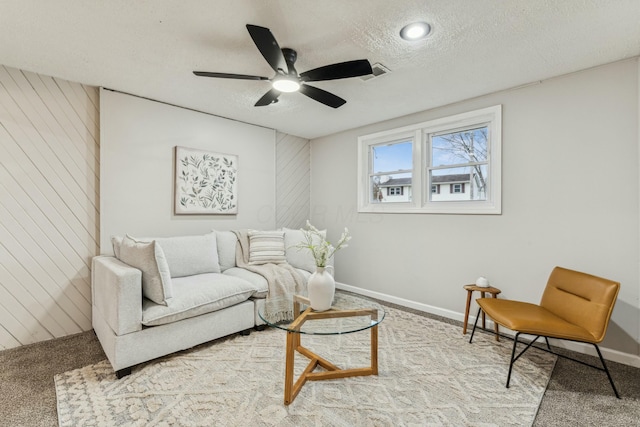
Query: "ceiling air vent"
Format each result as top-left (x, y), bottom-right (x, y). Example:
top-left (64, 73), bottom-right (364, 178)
top-left (361, 63), bottom-right (390, 81)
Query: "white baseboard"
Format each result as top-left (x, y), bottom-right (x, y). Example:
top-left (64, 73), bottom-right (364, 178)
top-left (336, 282), bottom-right (640, 368)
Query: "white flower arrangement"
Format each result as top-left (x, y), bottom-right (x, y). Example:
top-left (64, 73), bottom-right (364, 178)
top-left (294, 220), bottom-right (351, 268)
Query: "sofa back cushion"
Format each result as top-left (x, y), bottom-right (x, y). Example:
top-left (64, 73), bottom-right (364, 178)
top-left (154, 233), bottom-right (220, 278)
top-left (215, 230), bottom-right (238, 272)
top-left (112, 232), bottom-right (221, 278)
top-left (283, 227), bottom-right (329, 273)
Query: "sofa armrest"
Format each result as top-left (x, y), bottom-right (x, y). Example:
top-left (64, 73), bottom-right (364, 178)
top-left (92, 256), bottom-right (143, 335)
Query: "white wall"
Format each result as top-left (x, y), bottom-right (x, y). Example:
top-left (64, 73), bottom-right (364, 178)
top-left (310, 59), bottom-right (640, 361)
top-left (100, 89), bottom-right (278, 252)
top-left (0, 65), bottom-right (98, 349)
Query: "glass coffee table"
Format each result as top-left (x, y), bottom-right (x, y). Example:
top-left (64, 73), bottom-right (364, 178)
top-left (258, 293), bottom-right (386, 405)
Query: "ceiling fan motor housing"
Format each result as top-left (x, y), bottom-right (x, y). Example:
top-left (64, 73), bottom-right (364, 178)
top-left (281, 48), bottom-right (298, 76)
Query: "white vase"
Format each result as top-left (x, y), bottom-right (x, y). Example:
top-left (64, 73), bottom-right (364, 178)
top-left (307, 266), bottom-right (335, 311)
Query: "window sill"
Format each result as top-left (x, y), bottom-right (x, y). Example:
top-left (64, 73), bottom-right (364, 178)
top-left (358, 200), bottom-right (501, 215)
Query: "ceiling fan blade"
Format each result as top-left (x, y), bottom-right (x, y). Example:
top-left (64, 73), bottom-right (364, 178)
top-left (254, 88), bottom-right (281, 106)
top-left (193, 71), bottom-right (269, 80)
top-left (299, 59), bottom-right (373, 82)
top-left (246, 24), bottom-right (289, 74)
top-left (299, 84), bottom-right (346, 108)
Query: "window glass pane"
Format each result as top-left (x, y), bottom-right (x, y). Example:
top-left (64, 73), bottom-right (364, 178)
top-left (371, 173), bottom-right (412, 203)
top-left (372, 141), bottom-right (412, 173)
top-left (431, 126), bottom-right (488, 167)
top-left (430, 166), bottom-right (487, 201)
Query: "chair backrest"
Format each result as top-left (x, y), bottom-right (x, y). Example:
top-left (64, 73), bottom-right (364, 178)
top-left (540, 266), bottom-right (620, 343)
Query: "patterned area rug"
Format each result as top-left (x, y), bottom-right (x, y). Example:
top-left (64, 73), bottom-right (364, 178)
top-left (55, 297), bottom-right (555, 426)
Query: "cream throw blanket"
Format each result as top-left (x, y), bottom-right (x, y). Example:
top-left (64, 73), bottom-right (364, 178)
top-left (233, 230), bottom-right (306, 323)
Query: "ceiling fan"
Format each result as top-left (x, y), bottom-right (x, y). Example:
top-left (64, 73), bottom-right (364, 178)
top-left (193, 24), bottom-right (373, 108)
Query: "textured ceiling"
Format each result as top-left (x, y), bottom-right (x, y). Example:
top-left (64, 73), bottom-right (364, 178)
top-left (1, 1), bottom-right (639, 139)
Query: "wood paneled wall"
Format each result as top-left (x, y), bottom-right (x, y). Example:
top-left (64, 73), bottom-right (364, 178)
top-left (275, 132), bottom-right (310, 230)
top-left (0, 65), bottom-right (99, 349)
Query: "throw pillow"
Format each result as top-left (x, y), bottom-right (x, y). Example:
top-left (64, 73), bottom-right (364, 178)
top-left (118, 235), bottom-right (173, 305)
top-left (111, 235), bottom-right (123, 258)
top-left (248, 230), bottom-right (286, 265)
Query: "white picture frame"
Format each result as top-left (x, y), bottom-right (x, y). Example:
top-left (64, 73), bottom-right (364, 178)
top-left (174, 146), bottom-right (238, 214)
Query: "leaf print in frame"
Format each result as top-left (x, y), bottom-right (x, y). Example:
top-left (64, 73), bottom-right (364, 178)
top-left (174, 146), bottom-right (238, 214)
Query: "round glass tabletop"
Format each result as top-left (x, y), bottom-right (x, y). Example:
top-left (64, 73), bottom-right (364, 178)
top-left (258, 293), bottom-right (385, 335)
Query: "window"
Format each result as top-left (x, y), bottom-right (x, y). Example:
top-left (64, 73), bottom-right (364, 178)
top-left (357, 105), bottom-right (501, 214)
top-left (430, 126), bottom-right (485, 201)
top-left (368, 139), bottom-right (413, 204)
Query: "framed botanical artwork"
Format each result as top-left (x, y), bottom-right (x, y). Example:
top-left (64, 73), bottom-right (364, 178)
top-left (174, 146), bottom-right (238, 214)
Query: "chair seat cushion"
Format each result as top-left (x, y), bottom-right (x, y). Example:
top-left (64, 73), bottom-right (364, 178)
top-left (142, 273), bottom-right (257, 326)
top-left (477, 298), bottom-right (597, 343)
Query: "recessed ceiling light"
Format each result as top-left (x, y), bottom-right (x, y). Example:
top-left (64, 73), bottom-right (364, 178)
top-left (400, 22), bottom-right (431, 41)
top-left (272, 77), bottom-right (300, 93)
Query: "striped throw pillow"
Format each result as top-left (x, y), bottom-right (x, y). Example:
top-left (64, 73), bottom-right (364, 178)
top-left (248, 230), bottom-right (286, 265)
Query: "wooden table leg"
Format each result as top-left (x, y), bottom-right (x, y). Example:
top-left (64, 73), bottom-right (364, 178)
top-left (480, 291), bottom-right (486, 329)
top-left (284, 330), bottom-right (295, 405)
top-left (463, 290), bottom-right (472, 335)
top-left (371, 311), bottom-right (378, 375)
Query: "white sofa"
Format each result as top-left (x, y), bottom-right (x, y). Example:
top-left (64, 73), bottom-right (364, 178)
top-left (92, 229), bottom-right (321, 378)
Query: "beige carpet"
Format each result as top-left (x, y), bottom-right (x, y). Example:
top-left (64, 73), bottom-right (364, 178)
top-left (55, 296), bottom-right (556, 426)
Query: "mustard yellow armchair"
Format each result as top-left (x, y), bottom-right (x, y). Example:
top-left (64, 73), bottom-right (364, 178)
top-left (469, 266), bottom-right (620, 398)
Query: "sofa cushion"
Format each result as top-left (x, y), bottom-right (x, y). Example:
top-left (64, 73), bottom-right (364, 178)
top-left (215, 230), bottom-right (238, 272)
top-left (248, 230), bottom-right (286, 265)
top-left (154, 233), bottom-right (220, 278)
top-left (223, 267), bottom-right (269, 298)
top-left (142, 273), bottom-right (257, 326)
top-left (112, 233), bottom-right (221, 278)
top-left (283, 227), bottom-right (327, 273)
top-left (117, 235), bottom-right (173, 305)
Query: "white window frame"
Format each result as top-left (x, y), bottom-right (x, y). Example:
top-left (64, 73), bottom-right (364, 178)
top-left (362, 132), bottom-right (419, 208)
top-left (357, 105), bottom-right (501, 214)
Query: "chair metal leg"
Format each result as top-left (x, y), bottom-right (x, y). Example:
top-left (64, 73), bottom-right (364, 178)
top-left (468, 307), bottom-right (482, 343)
top-left (513, 335), bottom-right (540, 364)
top-left (594, 344), bottom-right (621, 399)
top-left (506, 332), bottom-right (520, 388)
top-left (480, 329), bottom-right (620, 398)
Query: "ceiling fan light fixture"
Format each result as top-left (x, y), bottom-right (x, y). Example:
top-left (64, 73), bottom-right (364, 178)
top-left (194, 24), bottom-right (372, 108)
top-left (400, 21), bottom-right (431, 41)
top-left (272, 77), bottom-right (300, 92)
